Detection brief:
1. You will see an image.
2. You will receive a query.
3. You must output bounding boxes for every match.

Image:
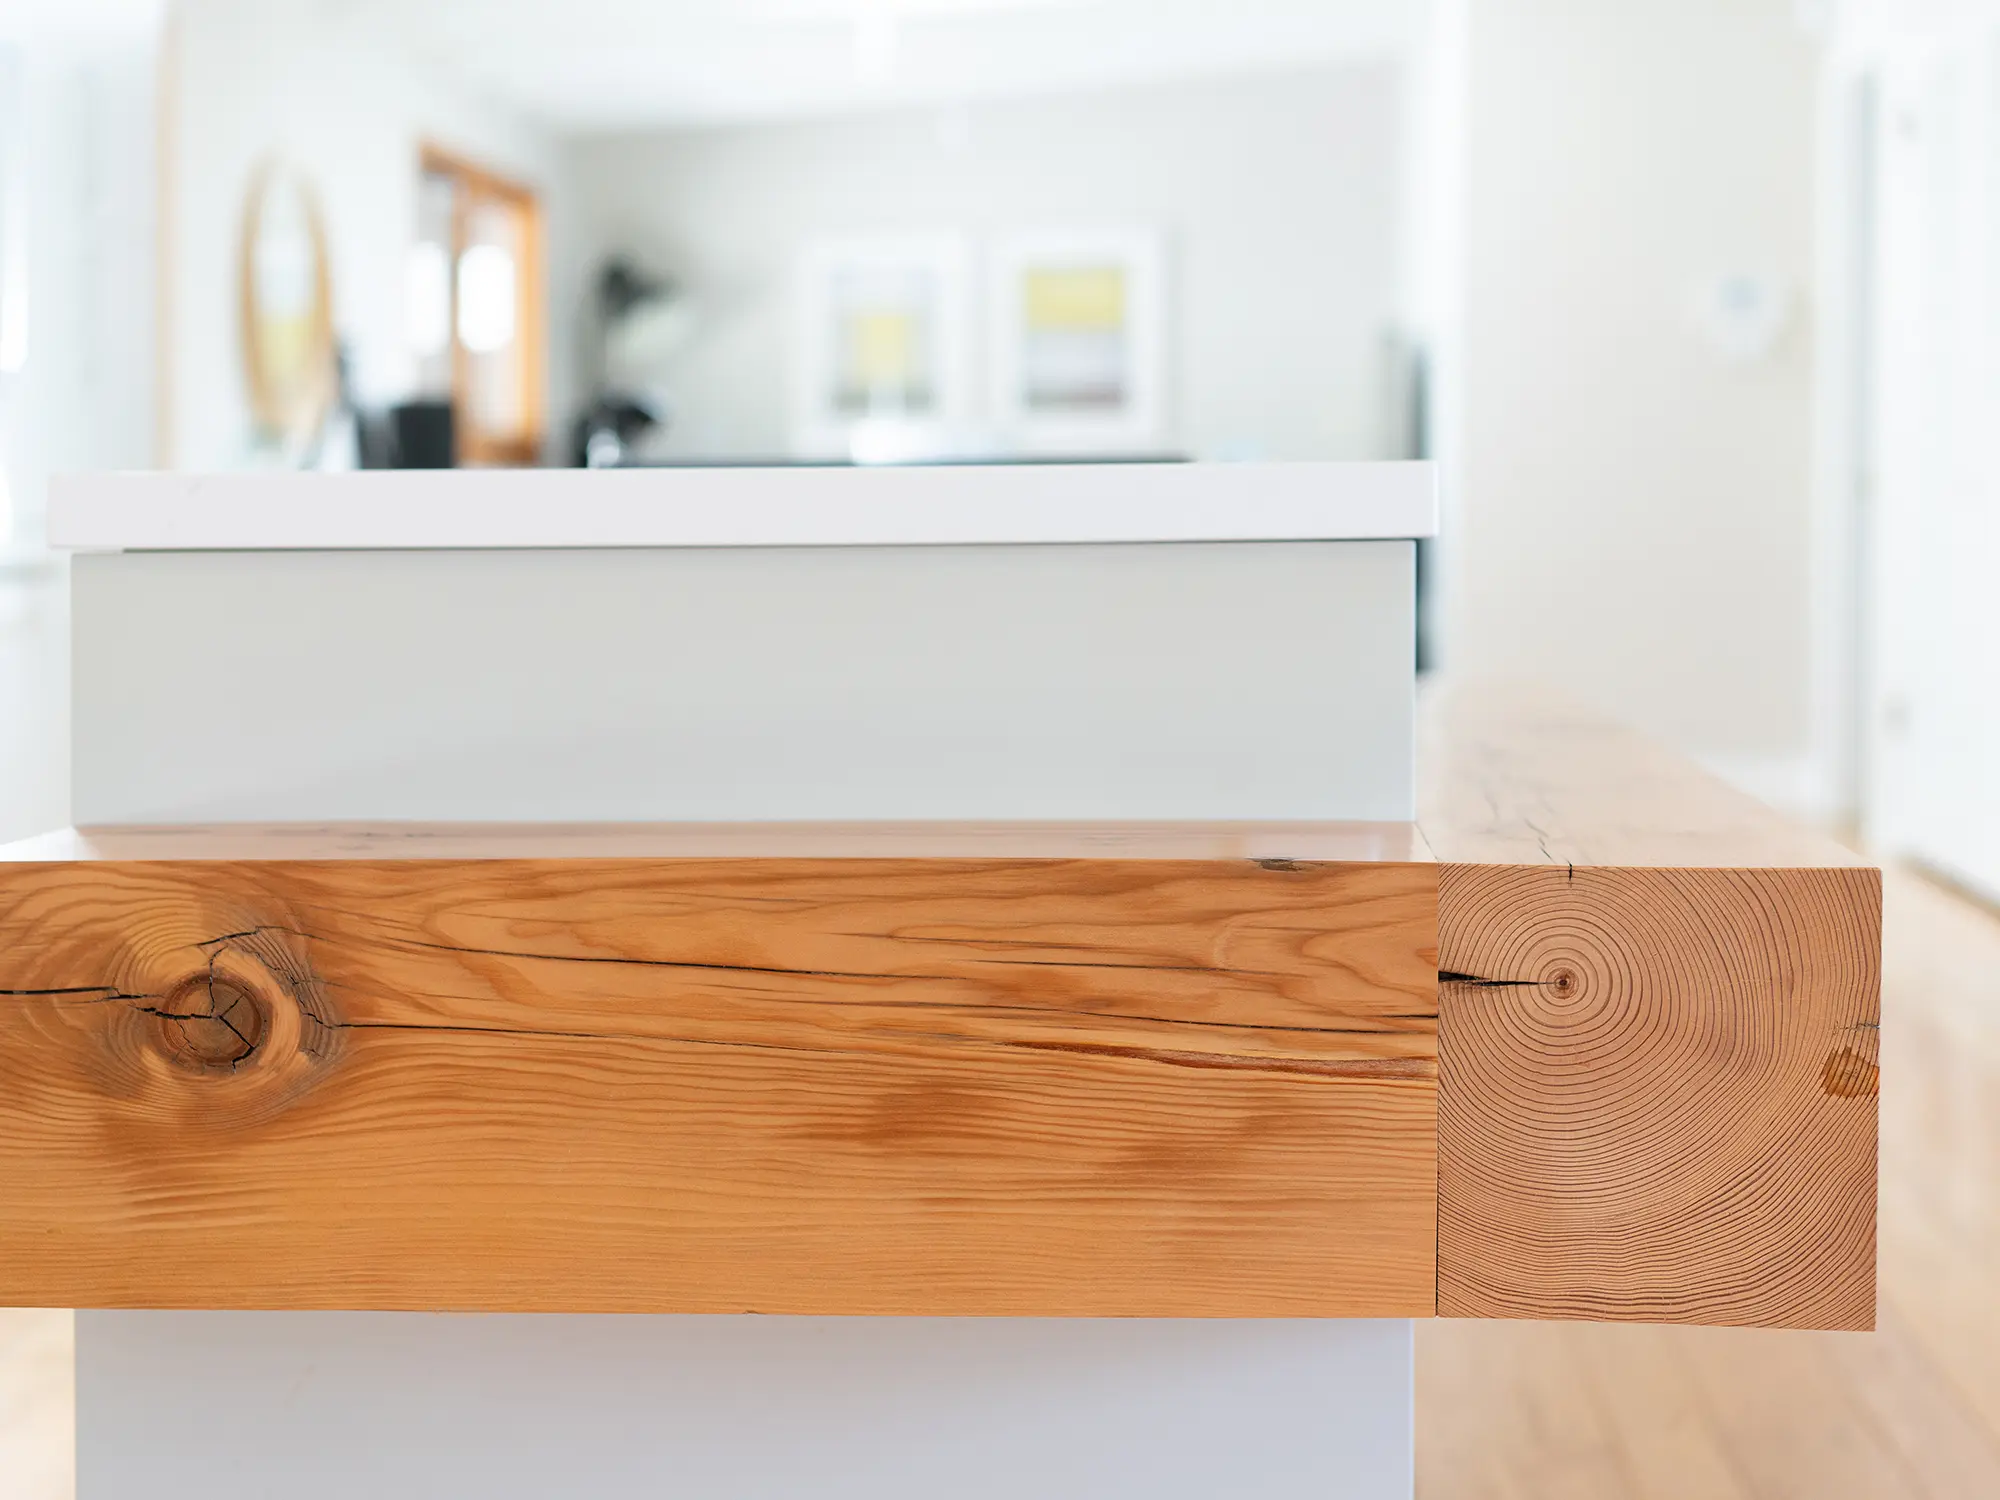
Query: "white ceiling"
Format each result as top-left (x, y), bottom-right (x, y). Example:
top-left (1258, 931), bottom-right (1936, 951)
top-left (326, 0), bottom-right (1419, 135)
top-left (2, 0), bottom-right (165, 42)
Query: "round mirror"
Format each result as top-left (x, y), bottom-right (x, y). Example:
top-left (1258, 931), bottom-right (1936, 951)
top-left (239, 161), bottom-right (334, 439)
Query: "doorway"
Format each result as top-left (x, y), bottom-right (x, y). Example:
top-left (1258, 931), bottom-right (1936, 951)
top-left (411, 145), bottom-right (546, 465)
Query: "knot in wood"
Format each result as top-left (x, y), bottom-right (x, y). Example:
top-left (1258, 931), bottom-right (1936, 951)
top-left (155, 974), bottom-right (269, 1073)
top-left (1822, 1046), bottom-right (1880, 1099)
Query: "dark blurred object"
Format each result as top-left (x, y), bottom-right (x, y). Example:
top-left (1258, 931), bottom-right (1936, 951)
top-left (571, 255), bottom-right (681, 466)
top-left (571, 394), bottom-right (664, 468)
top-left (598, 257), bottom-right (670, 323)
top-left (318, 344), bottom-right (409, 469)
top-left (356, 410), bottom-right (401, 469)
top-left (392, 401), bottom-right (456, 468)
top-left (301, 342), bottom-right (363, 470)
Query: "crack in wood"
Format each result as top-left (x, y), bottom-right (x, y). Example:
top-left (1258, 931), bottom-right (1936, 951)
top-left (282, 1014), bottom-right (1412, 1081)
top-left (2, 923), bottom-right (1438, 1080)
top-left (1003, 1037), bottom-right (1435, 1080)
top-left (16, 963), bottom-right (1431, 1046)
top-left (306, 969), bottom-right (1429, 1041)
top-left (1, 985), bottom-right (155, 999)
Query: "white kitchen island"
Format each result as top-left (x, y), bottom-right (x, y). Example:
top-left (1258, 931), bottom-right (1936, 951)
top-left (46, 461), bottom-right (1435, 1500)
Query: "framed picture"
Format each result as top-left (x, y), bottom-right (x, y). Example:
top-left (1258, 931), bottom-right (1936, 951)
top-left (793, 235), bottom-right (968, 461)
top-left (990, 230), bottom-right (1166, 455)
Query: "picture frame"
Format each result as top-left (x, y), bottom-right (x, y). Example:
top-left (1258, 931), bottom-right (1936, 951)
top-left (989, 229), bottom-right (1166, 455)
top-left (792, 234), bottom-right (969, 462)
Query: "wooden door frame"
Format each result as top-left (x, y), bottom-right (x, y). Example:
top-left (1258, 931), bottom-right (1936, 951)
top-left (420, 142), bottom-right (546, 465)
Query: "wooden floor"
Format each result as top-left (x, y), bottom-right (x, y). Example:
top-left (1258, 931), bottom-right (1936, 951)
top-left (0, 1310), bottom-right (68, 1500)
top-left (0, 864), bottom-right (1993, 1499)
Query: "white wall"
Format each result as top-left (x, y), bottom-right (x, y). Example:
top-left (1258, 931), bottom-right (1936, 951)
top-left (166, 0), bottom-right (569, 471)
top-left (1840, 8), bottom-right (2000, 902)
top-left (1444, 0), bottom-right (1824, 811)
top-left (564, 65), bottom-right (1404, 463)
top-left (0, 12), bottom-right (161, 843)
top-left (0, 29), bottom-right (156, 546)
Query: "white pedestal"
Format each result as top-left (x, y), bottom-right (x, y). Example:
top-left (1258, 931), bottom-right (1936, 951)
top-left (79, 1315), bottom-right (1412, 1500)
top-left (55, 463), bottom-right (1433, 1500)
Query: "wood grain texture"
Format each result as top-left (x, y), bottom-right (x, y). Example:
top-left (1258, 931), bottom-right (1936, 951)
top-left (0, 851), bottom-right (1437, 1315)
top-left (1421, 682), bottom-right (1881, 1329)
top-left (1419, 679), bottom-right (1870, 868)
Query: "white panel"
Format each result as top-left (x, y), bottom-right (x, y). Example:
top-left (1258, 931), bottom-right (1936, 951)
top-left (51, 463), bottom-right (1438, 551)
top-left (71, 540), bottom-right (1415, 824)
top-left (0, 570), bottom-right (67, 842)
top-left (78, 1313), bottom-right (1413, 1500)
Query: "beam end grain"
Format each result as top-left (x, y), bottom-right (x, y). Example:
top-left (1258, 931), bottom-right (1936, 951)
top-left (1437, 864), bottom-right (1878, 1329)
top-left (1422, 682), bottom-right (1882, 1331)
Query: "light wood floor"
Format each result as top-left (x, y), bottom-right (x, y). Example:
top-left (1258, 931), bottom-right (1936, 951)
top-left (0, 865), bottom-right (1994, 1499)
top-left (0, 1310), bottom-right (69, 1500)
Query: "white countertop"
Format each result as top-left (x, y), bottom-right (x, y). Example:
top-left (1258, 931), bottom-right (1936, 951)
top-left (50, 462), bottom-right (1436, 551)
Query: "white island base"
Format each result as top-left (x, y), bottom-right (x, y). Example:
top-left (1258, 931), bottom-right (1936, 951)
top-left (81, 1315), bottom-right (1412, 1498)
top-left (53, 463), bottom-right (1435, 1500)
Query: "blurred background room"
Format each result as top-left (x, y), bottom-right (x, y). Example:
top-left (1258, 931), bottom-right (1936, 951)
top-left (1, 0), bottom-right (1997, 1495)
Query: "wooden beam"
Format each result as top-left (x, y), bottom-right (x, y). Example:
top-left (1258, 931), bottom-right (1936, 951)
top-left (0, 827), bottom-right (1437, 1316)
top-left (0, 691), bottom-right (1881, 1324)
top-left (1420, 682), bottom-right (1879, 1330)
